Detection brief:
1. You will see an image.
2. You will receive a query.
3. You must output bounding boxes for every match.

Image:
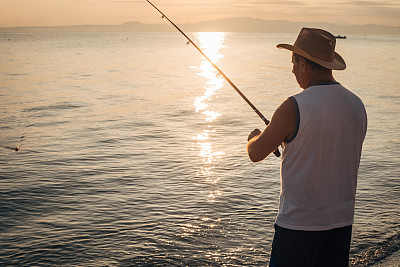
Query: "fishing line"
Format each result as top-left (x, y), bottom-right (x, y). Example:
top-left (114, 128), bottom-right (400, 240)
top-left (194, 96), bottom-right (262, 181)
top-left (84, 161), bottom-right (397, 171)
top-left (146, 0), bottom-right (280, 157)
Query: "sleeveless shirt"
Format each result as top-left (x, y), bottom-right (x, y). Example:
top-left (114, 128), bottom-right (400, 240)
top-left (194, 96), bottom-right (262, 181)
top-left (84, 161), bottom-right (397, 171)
top-left (276, 83), bottom-right (367, 231)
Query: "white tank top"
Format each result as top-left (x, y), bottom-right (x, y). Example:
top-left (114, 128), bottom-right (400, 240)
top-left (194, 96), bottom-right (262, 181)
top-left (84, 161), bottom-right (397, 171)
top-left (276, 83), bottom-right (367, 231)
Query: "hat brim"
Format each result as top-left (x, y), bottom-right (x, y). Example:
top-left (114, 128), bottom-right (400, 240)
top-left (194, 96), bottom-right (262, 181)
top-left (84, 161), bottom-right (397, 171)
top-left (277, 43), bottom-right (346, 70)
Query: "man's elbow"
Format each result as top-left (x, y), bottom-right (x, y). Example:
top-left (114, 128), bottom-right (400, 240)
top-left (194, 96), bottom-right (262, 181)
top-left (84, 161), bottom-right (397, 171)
top-left (249, 155), bottom-right (263, 162)
top-left (247, 147), bottom-right (265, 162)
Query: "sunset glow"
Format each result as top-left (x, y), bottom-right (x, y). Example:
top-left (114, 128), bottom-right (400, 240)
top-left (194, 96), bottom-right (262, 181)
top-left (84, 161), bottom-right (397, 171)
top-left (1, 1), bottom-right (399, 28)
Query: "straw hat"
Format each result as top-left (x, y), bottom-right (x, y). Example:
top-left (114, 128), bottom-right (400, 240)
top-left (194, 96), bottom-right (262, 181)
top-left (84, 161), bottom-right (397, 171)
top-left (277, 28), bottom-right (346, 70)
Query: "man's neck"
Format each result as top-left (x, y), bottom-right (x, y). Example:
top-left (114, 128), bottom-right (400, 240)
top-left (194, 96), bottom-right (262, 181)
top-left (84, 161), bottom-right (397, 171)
top-left (303, 70), bottom-right (336, 89)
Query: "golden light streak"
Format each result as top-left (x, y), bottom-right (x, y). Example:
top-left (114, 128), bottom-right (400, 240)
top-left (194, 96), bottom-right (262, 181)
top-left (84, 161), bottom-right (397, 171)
top-left (193, 32), bottom-right (226, 193)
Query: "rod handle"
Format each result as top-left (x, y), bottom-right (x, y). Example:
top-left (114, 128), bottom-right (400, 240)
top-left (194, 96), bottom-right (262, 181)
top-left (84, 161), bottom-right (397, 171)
top-left (273, 148), bottom-right (281, 157)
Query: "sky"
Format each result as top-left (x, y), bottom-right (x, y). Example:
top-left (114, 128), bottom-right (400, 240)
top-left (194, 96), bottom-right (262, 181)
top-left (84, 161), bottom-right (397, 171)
top-left (1, 0), bottom-right (400, 28)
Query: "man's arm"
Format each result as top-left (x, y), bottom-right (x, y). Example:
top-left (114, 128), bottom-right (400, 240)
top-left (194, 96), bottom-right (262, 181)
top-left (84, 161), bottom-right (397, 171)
top-left (247, 98), bottom-right (296, 162)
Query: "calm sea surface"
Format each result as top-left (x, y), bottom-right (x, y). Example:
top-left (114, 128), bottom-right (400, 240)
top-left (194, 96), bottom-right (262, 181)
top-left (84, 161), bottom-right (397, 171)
top-left (0, 32), bottom-right (399, 266)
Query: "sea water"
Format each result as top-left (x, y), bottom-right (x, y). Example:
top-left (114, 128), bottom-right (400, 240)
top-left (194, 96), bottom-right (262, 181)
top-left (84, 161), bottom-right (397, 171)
top-left (0, 32), bottom-right (399, 266)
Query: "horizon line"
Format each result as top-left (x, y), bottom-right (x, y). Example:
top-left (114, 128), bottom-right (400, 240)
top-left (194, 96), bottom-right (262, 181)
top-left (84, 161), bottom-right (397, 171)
top-left (1, 17), bottom-right (400, 29)
top-left (1, 17), bottom-right (399, 35)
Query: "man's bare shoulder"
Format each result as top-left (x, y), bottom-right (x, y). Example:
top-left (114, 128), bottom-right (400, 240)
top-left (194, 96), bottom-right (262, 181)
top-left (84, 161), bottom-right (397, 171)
top-left (270, 97), bottom-right (296, 131)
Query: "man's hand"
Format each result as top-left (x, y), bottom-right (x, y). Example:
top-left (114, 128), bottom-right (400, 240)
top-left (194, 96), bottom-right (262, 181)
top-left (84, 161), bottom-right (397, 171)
top-left (248, 129), bottom-right (262, 141)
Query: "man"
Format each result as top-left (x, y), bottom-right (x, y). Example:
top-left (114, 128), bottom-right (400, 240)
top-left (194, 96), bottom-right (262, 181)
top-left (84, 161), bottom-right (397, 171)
top-left (247, 28), bottom-right (367, 266)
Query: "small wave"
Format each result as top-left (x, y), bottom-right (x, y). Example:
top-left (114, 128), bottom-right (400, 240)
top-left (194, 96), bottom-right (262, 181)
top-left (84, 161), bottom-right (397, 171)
top-left (6, 73), bottom-right (29, 76)
top-left (350, 231), bottom-right (400, 266)
top-left (23, 103), bottom-right (84, 113)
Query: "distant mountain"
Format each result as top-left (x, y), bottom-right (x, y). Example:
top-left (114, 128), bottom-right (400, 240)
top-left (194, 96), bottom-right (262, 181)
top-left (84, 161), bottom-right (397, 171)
top-left (1, 18), bottom-right (399, 35)
top-left (185, 18), bottom-right (400, 35)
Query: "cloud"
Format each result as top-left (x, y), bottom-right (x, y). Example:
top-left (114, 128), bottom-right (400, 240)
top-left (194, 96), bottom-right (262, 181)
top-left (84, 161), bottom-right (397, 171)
top-left (245, 0), bottom-right (305, 5)
top-left (340, 0), bottom-right (400, 6)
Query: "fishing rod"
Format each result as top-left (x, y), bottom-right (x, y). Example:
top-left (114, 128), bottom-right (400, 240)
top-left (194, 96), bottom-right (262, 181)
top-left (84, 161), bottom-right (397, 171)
top-left (146, 0), bottom-right (281, 157)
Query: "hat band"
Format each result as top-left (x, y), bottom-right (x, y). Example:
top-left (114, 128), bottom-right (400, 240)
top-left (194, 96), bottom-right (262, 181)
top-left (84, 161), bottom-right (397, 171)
top-left (300, 47), bottom-right (334, 62)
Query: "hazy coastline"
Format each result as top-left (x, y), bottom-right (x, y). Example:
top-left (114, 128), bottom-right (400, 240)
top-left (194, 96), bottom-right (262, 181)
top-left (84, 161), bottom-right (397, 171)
top-left (1, 17), bottom-right (399, 35)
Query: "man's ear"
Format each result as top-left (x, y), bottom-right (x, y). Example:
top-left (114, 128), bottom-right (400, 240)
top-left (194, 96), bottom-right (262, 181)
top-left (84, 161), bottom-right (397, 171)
top-left (300, 57), bottom-right (308, 72)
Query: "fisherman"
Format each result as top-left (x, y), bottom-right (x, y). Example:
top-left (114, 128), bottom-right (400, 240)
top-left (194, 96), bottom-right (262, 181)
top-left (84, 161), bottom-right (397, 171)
top-left (247, 28), bottom-right (367, 266)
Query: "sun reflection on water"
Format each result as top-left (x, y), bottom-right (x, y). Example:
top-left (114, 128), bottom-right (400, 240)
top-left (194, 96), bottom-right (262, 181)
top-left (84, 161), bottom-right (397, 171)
top-left (192, 32), bottom-right (226, 195)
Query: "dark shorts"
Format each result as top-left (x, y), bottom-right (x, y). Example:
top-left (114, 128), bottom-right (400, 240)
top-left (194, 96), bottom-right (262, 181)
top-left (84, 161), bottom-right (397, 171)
top-left (269, 224), bottom-right (352, 267)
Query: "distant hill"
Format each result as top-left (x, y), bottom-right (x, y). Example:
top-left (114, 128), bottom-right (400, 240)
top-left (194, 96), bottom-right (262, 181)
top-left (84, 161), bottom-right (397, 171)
top-left (1, 18), bottom-right (399, 35)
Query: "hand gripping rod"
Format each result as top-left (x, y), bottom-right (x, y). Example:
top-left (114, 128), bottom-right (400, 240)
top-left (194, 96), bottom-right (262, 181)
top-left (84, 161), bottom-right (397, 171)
top-left (146, 0), bottom-right (281, 157)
